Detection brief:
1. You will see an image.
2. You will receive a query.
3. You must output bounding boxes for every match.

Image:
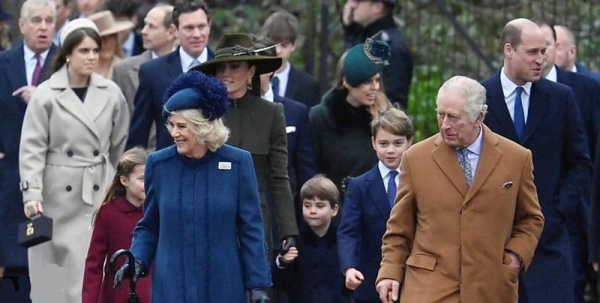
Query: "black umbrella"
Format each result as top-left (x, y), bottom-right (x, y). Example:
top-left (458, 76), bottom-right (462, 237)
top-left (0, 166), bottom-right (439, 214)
top-left (110, 249), bottom-right (141, 303)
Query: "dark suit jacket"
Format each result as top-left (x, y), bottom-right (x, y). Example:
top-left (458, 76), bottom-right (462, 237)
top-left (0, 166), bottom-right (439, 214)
top-left (482, 73), bottom-right (592, 303)
top-left (589, 134), bottom-right (600, 262)
top-left (556, 67), bottom-right (600, 160)
top-left (338, 164), bottom-right (391, 301)
top-left (274, 95), bottom-right (316, 194)
top-left (576, 62), bottom-right (600, 82)
top-left (285, 65), bottom-right (321, 108)
top-left (0, 41), bottom-right (56, 268)
top-left (126, 47), bottom-right (214, 149)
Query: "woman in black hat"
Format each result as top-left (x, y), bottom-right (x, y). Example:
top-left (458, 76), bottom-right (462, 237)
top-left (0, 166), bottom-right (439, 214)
top-left (193, 33), bottom-right (299, 261)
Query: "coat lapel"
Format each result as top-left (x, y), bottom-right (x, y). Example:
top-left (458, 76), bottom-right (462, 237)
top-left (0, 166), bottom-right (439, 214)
top-left (51, 67), bottom-right (108, 140)
top-left (127, 51), bottom-right (151, 88)
top-left (522, 81), bottom-right (548, 144)
top-left (365, 166), bottom-right (391, 219)
top-left (5, 44), bottom-right (27, 92)
top-left (486, 73), bottom-right (519, 141)
top-left (463, 125), bottom-right (502, 205)
top-left (431, 135), bottom-right (469, 198)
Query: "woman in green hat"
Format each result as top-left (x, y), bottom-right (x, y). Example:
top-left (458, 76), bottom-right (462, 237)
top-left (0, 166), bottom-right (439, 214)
top-left (193, 33), bottom-right (299, 261)
top-left (309, 38), bottom-right (393, 198)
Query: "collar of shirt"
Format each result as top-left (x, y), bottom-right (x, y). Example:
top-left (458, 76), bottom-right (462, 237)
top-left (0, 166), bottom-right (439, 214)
top-left (263, 87), bottom-right (274, 102)
top-left (180, 47), bottom-right (208, 72)
top-left (500, 67), bottom-right (532, 121)
top-left (122, 32), bottom-right (135, 57)
top-left (23, 45), bottom-right (50, 86)
top-left (273, 62), bottom-right (291, 97)
top-left (378, 161), bottom-right (400, 191)
top-left (572, 65), bottom-right (578, 73)
top-left (544, 65), bottom-right (558, 82)
top-left (455, 126), bottom-right (483, 176)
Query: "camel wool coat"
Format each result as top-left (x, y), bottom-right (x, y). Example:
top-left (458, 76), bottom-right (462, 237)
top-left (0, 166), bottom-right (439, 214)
top-left (377, 125), bottom-right (544, 303)
top-left (19, 65), bottom-right (129, 303)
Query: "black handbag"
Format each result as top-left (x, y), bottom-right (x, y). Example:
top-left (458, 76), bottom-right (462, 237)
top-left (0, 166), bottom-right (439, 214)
top-left (17, 215), bottom-right (53, 248)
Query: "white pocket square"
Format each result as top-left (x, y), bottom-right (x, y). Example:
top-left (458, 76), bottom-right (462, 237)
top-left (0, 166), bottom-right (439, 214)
top-left (286, 126), bottom-right (296, 134)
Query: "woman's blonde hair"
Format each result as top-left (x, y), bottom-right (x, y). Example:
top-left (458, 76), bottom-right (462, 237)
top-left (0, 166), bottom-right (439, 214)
top-left (334, 50), bottom-right (391, 117)
top-left (166, 108), bottom-right (230, 151)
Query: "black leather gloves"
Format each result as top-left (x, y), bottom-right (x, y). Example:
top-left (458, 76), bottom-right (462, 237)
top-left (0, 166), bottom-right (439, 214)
top-left (113, 259), bottom-right (147, 289)
top-left (280, 236), bottom-right (298, 254)
top-left (250, 288), bottom-right (269, 303)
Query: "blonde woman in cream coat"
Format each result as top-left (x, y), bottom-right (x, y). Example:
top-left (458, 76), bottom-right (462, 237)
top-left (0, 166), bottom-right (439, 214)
top-left (18, 19), bottom-right (128, 303)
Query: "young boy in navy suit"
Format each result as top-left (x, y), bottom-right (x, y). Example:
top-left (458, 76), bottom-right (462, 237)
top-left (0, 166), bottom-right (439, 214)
top-left (273, 175), bottom-right (349, 303)
top-left (337, 108), bottom-right (414, 303)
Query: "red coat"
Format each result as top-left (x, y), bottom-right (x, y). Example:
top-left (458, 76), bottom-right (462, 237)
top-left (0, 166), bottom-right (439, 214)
top-left (83, 196), bottom-right (152, 303)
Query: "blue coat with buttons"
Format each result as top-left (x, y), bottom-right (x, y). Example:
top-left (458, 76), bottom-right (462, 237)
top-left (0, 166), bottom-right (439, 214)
top-left (273, 223), bottom-right (349, 303)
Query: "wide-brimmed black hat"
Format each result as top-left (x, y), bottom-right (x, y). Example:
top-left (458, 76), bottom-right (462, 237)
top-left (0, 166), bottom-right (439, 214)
top-left (193, 33), bottom-right (282, 76)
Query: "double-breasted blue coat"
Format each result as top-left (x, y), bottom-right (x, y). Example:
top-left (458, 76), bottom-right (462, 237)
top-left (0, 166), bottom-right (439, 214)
top-left (131, 145), bottom-right (272, 302)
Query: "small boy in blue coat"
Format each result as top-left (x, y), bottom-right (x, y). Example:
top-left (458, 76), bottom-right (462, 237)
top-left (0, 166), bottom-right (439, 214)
top-left (273, 175), bottom-right (349, 303)
top-left (337, 108), bottom-right (414, 302)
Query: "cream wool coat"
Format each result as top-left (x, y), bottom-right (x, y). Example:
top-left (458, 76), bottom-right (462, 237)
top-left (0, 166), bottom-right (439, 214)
top-left (19, 65), bottom-right (128, 303)
top-left (377, 125), bottom-right (544, 303)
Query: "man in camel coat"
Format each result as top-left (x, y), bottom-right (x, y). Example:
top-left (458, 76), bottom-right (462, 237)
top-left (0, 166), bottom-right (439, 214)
top-left (376, 76), bottom-right (544, 303)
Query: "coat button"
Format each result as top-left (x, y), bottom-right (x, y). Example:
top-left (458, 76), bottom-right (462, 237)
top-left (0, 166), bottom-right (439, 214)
top-left (93, 150), bottom-right (99, 156)
top-left (93, 185), bottom-right (100, 191)
top-left (66, 185), bottom-right (72, 191)
top-left (67, 151), bottom-right (73, 157)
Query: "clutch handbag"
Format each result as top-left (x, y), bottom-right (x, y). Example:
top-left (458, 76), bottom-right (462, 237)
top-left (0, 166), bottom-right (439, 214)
top-left (18, 215), bottom-right (53, 248)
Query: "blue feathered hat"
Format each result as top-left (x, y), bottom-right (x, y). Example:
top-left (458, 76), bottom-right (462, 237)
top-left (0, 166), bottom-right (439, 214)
top-left (162, 71), bottom-right (230, 121)
top-left (343, 36), bottom-right (390, 87)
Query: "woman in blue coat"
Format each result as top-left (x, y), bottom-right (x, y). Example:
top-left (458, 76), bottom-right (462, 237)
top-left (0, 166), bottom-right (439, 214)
top-left (115, 71), bottom-right (271, 302)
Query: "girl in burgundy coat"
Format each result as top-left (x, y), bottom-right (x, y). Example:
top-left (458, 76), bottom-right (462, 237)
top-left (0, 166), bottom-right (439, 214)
top-left (82, 147), bottom-right (151, 303)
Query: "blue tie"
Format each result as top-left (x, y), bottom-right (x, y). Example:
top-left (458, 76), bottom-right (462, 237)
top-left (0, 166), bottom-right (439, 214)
top-left (514, 86), bottom-right (525, 142)
top-left (272, 76), bottom-right (280, 97)
top-left (387, 171), bottom-right (398, 207)
top-left (188, 59), bottom-right (200, 70)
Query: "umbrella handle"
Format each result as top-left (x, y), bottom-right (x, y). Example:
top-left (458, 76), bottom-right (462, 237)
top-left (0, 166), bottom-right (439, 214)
top-left (110, 249), bottom-right (137, 294)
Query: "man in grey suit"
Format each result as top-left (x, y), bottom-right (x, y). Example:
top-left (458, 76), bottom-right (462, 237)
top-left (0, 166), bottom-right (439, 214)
top-left (113, 3), bottom-right (175, 151)
top-left (112, 3), bottom-right (175, 114)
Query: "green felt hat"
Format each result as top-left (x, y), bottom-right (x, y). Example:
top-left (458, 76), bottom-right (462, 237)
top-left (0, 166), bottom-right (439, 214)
top-left (193, 33), bottom-right (282, 76)
top-left (343, 37), bottom-right (390, 87)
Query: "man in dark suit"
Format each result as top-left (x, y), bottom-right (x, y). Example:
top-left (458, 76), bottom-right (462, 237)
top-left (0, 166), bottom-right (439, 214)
top-left (554, 25), bottom-right (600, 82)
top-left (105, 0), bottom-right (144, 58)
top-left (126, 0), bottom-right (213, 150)
top-left (481, 18), bottom-right (592, 303)
top-left (0, 0), bottom-right (57, 280)
top-left (260, 10), bottom-right (322, 108)
top-left (539, 21), bottom-right (600, 302)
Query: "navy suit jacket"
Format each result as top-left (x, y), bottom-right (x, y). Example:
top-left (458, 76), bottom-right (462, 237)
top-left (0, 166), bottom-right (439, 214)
top-left (575, 62), bottom-right (600, 82)
top-left (126, 47), bottom-right (214, 149)
top-left (482, 73), bottom-right (592, 303)
top-left (274, 95), bottom-right (316, 194)
top-left (337, 165), bottom-right (390, 301)
top-left (285, 65), bottom-right (321, 108)
top-left (0, 41), bottom-right (57, 268)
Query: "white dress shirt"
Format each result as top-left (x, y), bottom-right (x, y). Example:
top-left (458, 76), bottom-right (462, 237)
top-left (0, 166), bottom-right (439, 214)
top-left (501, 67), bottom-right (532, 122)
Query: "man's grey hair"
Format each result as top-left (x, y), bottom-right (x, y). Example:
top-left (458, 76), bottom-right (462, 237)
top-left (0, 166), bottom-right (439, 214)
top-left (436, 76), bottom-right (488, 122)
top-left (20, 0), bottom-right (56, 20)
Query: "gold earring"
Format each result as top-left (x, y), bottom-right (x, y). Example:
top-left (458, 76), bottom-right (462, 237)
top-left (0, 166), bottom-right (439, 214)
top-left (246, 78), bottom-right (252, 91)
top-left (66, 58), bottom-right (70, 64)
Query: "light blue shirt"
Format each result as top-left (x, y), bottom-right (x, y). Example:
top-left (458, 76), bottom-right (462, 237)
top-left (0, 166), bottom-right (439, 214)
top-left (378, 161), bottom-right (400, 193)
top-left (501, 67), bottom-right (532, 122)
top-left (180, 47), bottom-right (208, 72)
top-left (23, 45), bottom-right (50, 86)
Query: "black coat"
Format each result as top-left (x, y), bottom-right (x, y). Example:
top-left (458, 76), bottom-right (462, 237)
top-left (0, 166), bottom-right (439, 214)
top-left (273, 223), bottom-right (349, 303)
top-left (309, 88), bottom-right (378, 196)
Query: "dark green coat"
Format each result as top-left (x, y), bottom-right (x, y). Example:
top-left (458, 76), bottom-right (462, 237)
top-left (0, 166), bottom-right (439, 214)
top-left (224, 92), bottom-right (298, 248)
